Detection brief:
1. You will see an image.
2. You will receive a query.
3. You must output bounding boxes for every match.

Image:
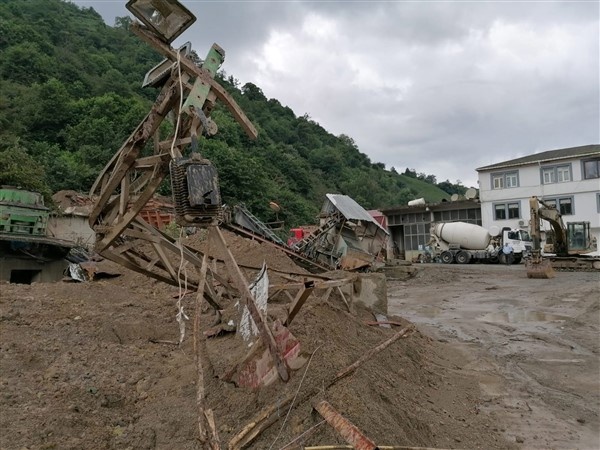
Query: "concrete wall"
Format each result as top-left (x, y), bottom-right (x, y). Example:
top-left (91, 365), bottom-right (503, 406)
top-left (47, 215), bottom-right (95, 249)
top-left (0, 257), bottom-right (68, 283)
top-left (351, 273), bottom-right (388, 314)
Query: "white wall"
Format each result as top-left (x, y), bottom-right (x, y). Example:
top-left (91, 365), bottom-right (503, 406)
top-left (478, 156), bottom-right (600, 248)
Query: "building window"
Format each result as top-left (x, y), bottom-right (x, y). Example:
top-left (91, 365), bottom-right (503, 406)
top-left (508, 202), bottom-right (520, 219)
top-left (506, 172), bottom-right (519, 188)
top-left (540, 164), bottom-right (572, 184)
top-left (558, 197), bottom-right (573, 215)
top-left (583, 158), bottom-right (600, 179)
top-left (491, 171), bottom-right (519, 190)
top-left (543, 196), bottom-right (574, 215)
top-left (403, 222), bottom-right (430, 251)
top-left (597, 193), bottom-right (600, 213)
top-left (494, 204), bottom-right (506, 220)
top-left (494, 202), bottom-right (520, 220)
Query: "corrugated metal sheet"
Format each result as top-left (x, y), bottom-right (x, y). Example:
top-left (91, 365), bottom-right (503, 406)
top-left (324, 194), bottom-right (388, 234)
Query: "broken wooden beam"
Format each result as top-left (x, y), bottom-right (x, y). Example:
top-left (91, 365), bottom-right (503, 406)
top-left (210, 226), bottom-right (289, 382)
top-left (312, 400), bottom-right (378, 450)
top-left (228, 328), bottom-right (415, 449)
top-left (193, 255), bottom-right (221, 449)
top-left (285, 280), bottom-right (315, 325)
top-left (331, 326), bottom-right (414, 385)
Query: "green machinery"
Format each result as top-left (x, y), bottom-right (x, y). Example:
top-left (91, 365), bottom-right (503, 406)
top-left (0, 186), bottom-right (72, 262)
top-left (0, 186), bottom-right (49, 236)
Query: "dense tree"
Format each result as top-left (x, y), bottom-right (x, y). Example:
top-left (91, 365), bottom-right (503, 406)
top-left (0, 138), bottom-right (52, 201)
top-left (0, 0), bottom-right (450, 226)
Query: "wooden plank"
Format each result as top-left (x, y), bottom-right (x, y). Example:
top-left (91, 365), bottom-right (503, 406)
top-left (152, 242), bottom-right (178, 281)
top-left (210, 226), bottom-right (289, 382)
top-left (134, 154), bottom-right (171, 169)
top-left (322, 287), bottom-right (333, 303)
top-left (336, 286), bottom-right (352, 313)
top-left (193, 255), bottom-right (219, 447)
top-left (270, 278), bottom-right (354, 291)
top-left (228, 328), bottom-right (415, 450)
top-left (332, 327), bottom-right (413, 384)
top-left (285, 282), bottom-right (314, 325)
top-left (313, 400), bottom-right (377, 450)
top-left (119, 176), bottom-right (129, 219)
top-left (122, 228), bottom-right (163, 243)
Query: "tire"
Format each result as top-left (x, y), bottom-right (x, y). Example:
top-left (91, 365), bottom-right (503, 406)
top-left (513, 255), bottom-right (522, 264)
top-left (498, 253), bottom-right (506, 265)
top-left (456, 251), bottom-right (470, 264)
top-left (441, 251), bottom-right (454, 264)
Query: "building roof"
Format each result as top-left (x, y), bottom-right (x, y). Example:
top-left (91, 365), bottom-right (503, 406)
top-left (476, 144), bottom-right (600, 172)
top-left (381, 199), bottom-right (480, 215)
top-left (324, 194), bottom-right (388, 233)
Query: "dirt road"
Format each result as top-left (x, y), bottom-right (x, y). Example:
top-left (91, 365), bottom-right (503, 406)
top-left (388, 264), bottom-right (600, 450)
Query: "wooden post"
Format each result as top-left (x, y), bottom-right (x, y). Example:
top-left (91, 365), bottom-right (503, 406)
top-left (209, 226), bottom-right (289, 382)
top-left (194, 254), bottom-right (221, 449)
top-left (285, 281), bottom-right (315, 325)
top-left (313, 400), bottom-right (378, 450)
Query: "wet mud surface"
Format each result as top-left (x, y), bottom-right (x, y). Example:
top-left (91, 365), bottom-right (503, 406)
top-left (388, 264), bottom-right (600, 449)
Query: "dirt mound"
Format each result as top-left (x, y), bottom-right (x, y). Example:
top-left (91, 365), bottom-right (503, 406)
top-left (0, 231), bottom-right (511, 449)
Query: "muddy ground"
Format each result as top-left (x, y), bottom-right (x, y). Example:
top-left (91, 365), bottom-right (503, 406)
top-left (0, 238), bottom-right (598, 449)
top-left (388, 264), bottom-right (600, 450)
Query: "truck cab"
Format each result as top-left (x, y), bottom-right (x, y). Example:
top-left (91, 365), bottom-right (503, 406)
top-left (287, 228), bottom-right (305, 247)
top-left (502, 228), bottom-right (532, 262)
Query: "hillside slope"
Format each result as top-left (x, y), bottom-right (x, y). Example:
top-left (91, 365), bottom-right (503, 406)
top-left (0, 0), bottom-right (449, 226)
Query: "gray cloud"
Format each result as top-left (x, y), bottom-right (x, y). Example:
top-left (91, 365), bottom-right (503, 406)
top-left (73, 0), bottom-right (599, 189)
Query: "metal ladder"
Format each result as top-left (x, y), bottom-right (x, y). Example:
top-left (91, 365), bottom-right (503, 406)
top-left (294, 212), bottom-right (342, 252)
top-left (234, 204), bottom-right (286, 246)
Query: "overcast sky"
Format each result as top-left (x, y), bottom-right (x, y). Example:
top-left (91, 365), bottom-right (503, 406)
top-left (73, 0), bottom-right (599, 188)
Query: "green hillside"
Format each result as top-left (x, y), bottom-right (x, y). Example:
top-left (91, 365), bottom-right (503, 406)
top-left (0, 0), bottom-right (451, 226)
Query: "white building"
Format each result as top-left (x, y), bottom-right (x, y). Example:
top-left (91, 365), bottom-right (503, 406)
top-left (477, 144), bottom-right (600, 249)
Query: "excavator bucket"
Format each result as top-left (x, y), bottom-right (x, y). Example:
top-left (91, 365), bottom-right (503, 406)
top-left (526, 258), bottom-right (555, 279)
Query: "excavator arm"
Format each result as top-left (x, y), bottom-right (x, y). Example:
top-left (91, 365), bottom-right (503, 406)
top-left (529, 196), bottom-right (568, 257)
top-left (527, 196), bottom-right (566, 279)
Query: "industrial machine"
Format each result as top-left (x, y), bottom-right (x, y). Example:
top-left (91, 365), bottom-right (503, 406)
top-left (0, 186), bottom-right (73, 261)
top-left (88, 0), bottom-right (326, 392)
top-left (526, 196), bottom-right (598, 277)
top-left (429, 221), bottom-right (531, 264)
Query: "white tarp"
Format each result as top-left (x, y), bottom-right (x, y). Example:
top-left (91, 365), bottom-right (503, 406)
top-left (239, 262), bottom-right (268, 342)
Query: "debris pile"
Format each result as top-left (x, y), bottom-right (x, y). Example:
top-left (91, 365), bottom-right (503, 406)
top-left (0, 230), bottom-right (511, 449)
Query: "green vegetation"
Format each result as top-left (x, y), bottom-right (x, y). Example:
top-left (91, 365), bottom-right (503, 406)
top-left (0, 0), bottom-right (456, 226)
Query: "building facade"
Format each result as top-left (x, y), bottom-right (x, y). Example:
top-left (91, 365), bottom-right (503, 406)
top-left (477, 144), bottom-right (600, 250)
top-left (381, 199), bottom-right (482, 261)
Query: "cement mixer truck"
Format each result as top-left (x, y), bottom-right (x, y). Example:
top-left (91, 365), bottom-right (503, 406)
top-left (429, 222), bottom-right (531, 264)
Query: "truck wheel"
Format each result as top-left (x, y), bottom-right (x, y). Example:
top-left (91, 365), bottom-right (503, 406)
top-left (513, 255), bottom-right (522, 264)
top-left (498, 253), bottom-right (506, 264)
top-left (456, 251), bottom-right (470, 264)
top-left (441, 251), bottom-right (454, 264)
